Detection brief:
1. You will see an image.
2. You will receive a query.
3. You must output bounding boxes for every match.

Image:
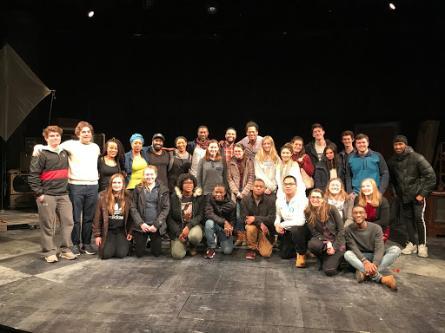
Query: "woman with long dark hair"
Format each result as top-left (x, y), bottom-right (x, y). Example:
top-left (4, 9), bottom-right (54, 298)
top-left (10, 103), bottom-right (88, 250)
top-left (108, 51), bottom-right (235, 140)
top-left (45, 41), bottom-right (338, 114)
top-left (98, 138), bottom-right (125, 192)
top-left (93, 173), bottom-right (133, 259)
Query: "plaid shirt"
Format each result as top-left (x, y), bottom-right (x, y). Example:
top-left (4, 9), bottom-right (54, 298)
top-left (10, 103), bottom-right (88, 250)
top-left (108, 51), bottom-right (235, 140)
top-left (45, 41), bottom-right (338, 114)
top-left (220, 141), bottom-right (235, 163)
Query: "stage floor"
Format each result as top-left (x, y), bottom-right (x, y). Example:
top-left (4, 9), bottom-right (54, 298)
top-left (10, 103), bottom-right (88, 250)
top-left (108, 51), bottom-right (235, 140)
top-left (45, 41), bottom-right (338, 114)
top-left (0, 226), bottom-right (444, 333)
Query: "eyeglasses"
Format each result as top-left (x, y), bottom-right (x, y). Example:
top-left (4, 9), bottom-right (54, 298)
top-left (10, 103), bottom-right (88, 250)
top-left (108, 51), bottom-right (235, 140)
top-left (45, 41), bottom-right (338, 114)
top-left (283, 182), bottom-right (296, 186)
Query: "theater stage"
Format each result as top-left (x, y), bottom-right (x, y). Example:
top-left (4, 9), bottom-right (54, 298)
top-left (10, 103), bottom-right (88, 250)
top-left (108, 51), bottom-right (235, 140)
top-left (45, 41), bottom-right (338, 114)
top-left (0, 226), bottom-right (444, 333)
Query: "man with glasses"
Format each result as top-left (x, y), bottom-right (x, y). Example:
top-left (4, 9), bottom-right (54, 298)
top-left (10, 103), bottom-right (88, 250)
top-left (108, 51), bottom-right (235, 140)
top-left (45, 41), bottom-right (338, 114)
top-left (274, 175), bottom-right (309, 267)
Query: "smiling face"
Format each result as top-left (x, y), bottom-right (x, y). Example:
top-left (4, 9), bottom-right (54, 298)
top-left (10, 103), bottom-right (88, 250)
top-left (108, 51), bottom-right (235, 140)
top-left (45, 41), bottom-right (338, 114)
top-left (208, 142), bottom-right (219, 158)
top-left (197, 127), bottom-right (209, 141)
top-left (312, 127), bottom-right (325, 140)
top-left (281, 147), bottom-right (292, 162)
top-left (111, 176), bottom-right (124, 192)
top-left (225, 129), bottom-right (236, 143)
top-left (355, 138), bottom-right (369, 154)
top-left (246, 126), bottom-right (258, 142)
top-left (233, 146), bottom-right (244, 160)
top-left (45, 131), bottom-right (61, 148)
top-left (352, 206), bottom-right (367, 225)
top-left (328, 179), bottom-right (342, 195)
top-left (176, 138), bottom-right (187, 152)
top-left (212, 186), bottom-right (226, 201)
top-left (361, 179), bottom-right (374, 196)
top-left (78, 126), bottom-right (92, 144)
top-left (262, 138), bottom-right (272, 153)
top-left (283, 177), bottom-right (297, 196)
top-left (342, 135), bottom-right (353, 149)
top-left (393, 142), bottom-right (406, 155)
top-left (292, 139), bottom-right (303, 154)
top-left (106, 142), bottom-right (118, 158)
top-left (143, 168), bottom-right (157, 185)
top-left (152, 138), bottom-right (164, 151)
top-left (309, 191), bottom-right (324, 207)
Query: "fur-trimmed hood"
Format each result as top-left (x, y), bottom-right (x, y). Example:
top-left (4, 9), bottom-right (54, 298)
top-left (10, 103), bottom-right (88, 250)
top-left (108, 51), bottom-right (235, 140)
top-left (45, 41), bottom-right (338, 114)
top-left (174, 186), bottom-right (203, 199)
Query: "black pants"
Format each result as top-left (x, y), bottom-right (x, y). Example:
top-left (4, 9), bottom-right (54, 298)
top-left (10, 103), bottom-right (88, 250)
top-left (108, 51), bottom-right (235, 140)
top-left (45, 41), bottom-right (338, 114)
top-left (308, 238), bottom-right (344, 276)
top-left (134, 231), bottom-right (162, 257)
top-left (102, 229), bottom-right (129, 259)
top-left (279, 225), bottom-right (310, 259)
top-left (400, 200), bottom-right (427, 245)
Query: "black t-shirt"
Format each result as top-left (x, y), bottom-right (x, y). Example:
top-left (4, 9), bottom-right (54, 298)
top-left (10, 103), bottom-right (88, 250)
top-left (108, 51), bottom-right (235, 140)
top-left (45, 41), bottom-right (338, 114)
top-left (109, 202), bottom-right (124, 229)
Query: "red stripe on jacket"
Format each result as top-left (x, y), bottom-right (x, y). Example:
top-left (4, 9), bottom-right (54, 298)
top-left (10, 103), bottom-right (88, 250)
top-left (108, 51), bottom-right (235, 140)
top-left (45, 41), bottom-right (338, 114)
top-left (40, 169), bottom-right (69, 181)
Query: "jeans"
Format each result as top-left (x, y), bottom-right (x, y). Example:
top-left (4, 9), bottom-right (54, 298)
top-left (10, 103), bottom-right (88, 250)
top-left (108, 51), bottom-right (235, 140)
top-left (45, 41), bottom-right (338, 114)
top-left (344, 246), bottom-right (402, 281)
top-left (68, 184), bottom-right (99, 246)
top-left (204, 219), bottom-right (234, 255)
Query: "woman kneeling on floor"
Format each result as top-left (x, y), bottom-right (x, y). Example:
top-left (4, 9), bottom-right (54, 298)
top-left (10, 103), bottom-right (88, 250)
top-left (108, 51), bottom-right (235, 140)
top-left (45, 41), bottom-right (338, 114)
top-left (93, 173), bottom-right (134, 259)
top-left (167, 173), bottom-right (205, 259)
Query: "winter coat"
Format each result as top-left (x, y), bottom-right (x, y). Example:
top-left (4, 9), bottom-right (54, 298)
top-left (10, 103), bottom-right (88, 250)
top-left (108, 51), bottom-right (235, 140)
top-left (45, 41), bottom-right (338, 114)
top-left (130, 181), bottom-right (170, 235)
top-left (204, 194), bottom-right (236, 227)
top-left (387, 146), bottom-right (436, 204)
top-left (167, 186), bottom-right (205, 239)
top-left (227, 157), bottom-right (255, 202)
top-left (307, 206), bottom-right (345, 252)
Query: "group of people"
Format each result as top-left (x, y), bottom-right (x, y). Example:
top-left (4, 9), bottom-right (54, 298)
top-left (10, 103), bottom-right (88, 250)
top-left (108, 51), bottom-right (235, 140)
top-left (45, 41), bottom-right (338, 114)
top-left (28, 120), bottom-right (437, 291)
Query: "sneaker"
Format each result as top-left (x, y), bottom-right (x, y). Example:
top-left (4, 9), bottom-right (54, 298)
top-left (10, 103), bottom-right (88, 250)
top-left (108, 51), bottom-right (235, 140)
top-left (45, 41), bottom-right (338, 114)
top-left (72, 244), bottom-right (81, 256)
top-left (204, 248), bottom-right (215, 259)
top-left (83, 244), bottom-right (97, 255)
top-left (245, 250), bottom-right (256, 260)
top-left (296, 254), bottom-right (306, 268)
top-left (417, 244), bottom-right (428, 258)
top-left (355, 269), bottom-right (366, 283)
top-left (380, 275), bottom-right (397, 291)
top-left (44, 254), bottom-right (58, 263)
top-left (59, 250), bottom-right (77, 260)
top-left (401, 242), bottom-right (417, 255)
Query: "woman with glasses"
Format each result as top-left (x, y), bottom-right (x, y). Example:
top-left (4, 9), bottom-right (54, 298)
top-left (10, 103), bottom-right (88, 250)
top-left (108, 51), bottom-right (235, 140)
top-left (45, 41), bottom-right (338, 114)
top-left (305, 188), bottom-right (345, 276)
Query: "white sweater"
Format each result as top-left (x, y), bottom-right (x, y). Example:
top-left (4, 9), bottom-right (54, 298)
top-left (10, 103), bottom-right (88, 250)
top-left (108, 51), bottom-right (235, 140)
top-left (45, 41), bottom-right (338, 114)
top-left (61, 140), bottom-right (100, 185)
top-left (275, 194), bottom-right (307, 229)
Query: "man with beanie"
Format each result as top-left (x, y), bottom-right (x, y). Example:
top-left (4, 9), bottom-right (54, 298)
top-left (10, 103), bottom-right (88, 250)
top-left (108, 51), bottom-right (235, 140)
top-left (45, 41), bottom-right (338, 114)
top-left (146, 133), bottom-right (173, 188)
top-left (387, 135), bottom-right (436, 258)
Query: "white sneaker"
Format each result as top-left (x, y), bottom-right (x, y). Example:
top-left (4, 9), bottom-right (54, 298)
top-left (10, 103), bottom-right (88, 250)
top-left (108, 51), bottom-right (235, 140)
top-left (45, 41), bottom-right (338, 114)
top-left (417, 244), bottom-right (428, 258)
top-left (44, 254), bottom-right (59, 263)
top-left (401, 242), bottom-right (417, 255)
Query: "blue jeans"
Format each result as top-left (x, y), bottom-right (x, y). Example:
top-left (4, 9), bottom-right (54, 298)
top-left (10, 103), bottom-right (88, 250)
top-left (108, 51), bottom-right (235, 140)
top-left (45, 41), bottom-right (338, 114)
top-left (344, 246), bottom-right (401, 281)
top-left (234, 201), bottom-right (245, 233)
top-left (68, 184), bottom-right (99, 246)
top-left (204, 219), bottom-right (234, 255)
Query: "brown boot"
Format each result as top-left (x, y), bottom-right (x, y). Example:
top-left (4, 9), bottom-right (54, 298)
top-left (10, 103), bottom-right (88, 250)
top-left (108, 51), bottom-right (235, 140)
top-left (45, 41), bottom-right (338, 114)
top-left (380, 275), bottom-right (397, 291)
top-left (296, 254), bottom-right (306, 268)
top-left (234, 231), bottom-right (247, 246)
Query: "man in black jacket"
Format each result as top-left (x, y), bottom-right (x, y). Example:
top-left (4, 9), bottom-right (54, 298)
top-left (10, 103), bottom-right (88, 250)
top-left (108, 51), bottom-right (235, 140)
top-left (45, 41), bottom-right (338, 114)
top-left (240, 179), bottom-right (276, 260)
top-left (387, 135), bottom-right (436, 258)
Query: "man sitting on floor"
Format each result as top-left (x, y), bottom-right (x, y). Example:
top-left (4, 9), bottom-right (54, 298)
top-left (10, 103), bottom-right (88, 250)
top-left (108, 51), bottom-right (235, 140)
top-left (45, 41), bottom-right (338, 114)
top-left (344, 205), bottom-right (401, 290)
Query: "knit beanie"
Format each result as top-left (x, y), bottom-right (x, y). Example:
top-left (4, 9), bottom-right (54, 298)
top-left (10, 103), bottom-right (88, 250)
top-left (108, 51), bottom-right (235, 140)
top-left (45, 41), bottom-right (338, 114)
top-left (130, 133), bottom-right (144, 145)
top-left (393, 135), bottom-right (408, 145)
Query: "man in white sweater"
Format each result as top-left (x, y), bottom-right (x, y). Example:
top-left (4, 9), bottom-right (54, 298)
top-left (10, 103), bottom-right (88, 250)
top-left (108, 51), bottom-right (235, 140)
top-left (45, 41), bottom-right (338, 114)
top-left (275, 175), bottom-right (309, 268)
top-left (62, 121), bottom-right (100, 255)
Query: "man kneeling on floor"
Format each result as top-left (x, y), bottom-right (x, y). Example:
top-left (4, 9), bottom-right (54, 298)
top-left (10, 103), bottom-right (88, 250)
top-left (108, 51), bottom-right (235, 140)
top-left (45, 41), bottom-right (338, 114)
top-left (344, 205), bottom-right (401, 290)
top-left (240, 178), bottom-right (276, 260)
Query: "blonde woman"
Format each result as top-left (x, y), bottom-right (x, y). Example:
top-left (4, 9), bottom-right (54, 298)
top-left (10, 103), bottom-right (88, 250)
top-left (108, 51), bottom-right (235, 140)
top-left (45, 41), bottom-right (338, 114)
top-left (324, 178), bottom-right (354, 227)
top-left (355, 178), bottom-right (390, 241)
top-left (254, 135), bottom-right (280, 195)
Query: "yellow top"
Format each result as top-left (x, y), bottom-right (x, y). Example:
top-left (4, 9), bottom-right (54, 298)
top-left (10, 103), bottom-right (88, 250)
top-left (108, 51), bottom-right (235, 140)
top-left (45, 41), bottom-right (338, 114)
top-left (127, 155), bottom-right (148, 189)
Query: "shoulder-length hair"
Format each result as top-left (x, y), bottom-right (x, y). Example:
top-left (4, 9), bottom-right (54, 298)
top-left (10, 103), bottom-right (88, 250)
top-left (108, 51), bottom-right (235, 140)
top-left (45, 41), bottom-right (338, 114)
top-left (358, 178), bottom-right (381, 207)
top-left (255, 135), bottom-right (280, 164)
top-left (205, 139), bottom-right (222, 161)
top-left (106, 173), bottom-right (130, 215)
top-left (305, 188), bottom-right (330, 225)
top-left (102, 137), bottom-right (125, 162)
top-left (291, 136), bottom-right (306, 158)
top-left (324, 178), bottom-right (348, 201)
